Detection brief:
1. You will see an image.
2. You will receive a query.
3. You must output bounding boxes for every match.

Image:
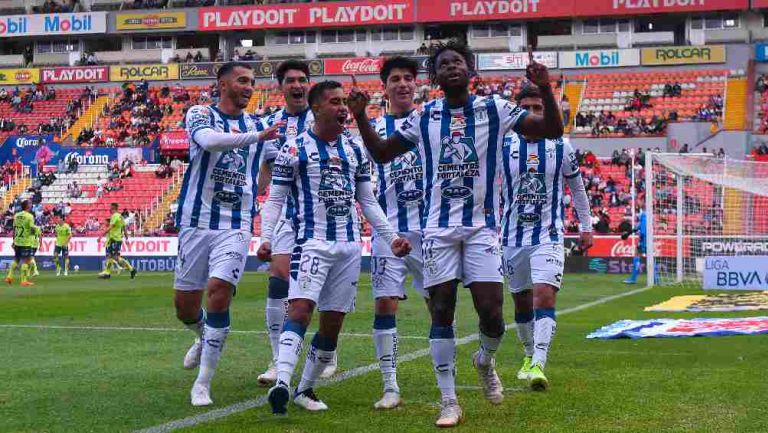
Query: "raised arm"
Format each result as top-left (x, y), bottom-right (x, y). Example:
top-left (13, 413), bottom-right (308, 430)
top-left (186, 105), bottom-right (282, 153)
top-left (516, 47), bottom-right (564, 139)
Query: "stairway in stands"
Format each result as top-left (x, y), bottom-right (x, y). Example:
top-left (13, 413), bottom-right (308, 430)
top-left (563, 81), bottom-right (584, 134)
top-left (66, 95), bottom-right (110, 144)
top-left (723, 77), bottom-right (747, 130)
top-left (1, 176), bottom-right (31, 210)
top-left (143, 167), bottom-right (186, 231)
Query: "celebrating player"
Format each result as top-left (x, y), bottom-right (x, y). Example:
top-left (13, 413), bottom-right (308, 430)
top-left (171, 62), bottom-right (282, 406)
top-left (348, 42), bottom-right (563, 427)
top-left (53, 216), bottom-right (72, 276)
top-left (257, 60), bottom-right (321, 386)
top-left (5, 200), bottom-right (40, 287)
top-left (367, 56), bottom-right (428, 410)
top-left (257, 80), bottom-right (411, 415)
top-left (98, 203), bottom-right (136, 280)
top-left (499, 84), bottom-right (592, 391)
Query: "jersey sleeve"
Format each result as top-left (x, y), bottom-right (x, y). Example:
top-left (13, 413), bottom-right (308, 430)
top-left (354, 145), bottom-right (371, 183)
top-left (496, 99), bottom-right (529, 135)
top-left (271, 142), bottom-right (298, 186)
top-left (561, 138), bottom-right (581, 179)
top-left (185, 105), bottom-right (214, 140)
top-left (392, 109), bottom-right (421, 151)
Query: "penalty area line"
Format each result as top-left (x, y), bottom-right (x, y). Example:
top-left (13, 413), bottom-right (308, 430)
top-left (133, 284), bottom-right (654, 433)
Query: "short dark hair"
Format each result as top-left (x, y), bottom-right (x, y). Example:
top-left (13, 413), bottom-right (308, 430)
top-left (276, 60), bottom-right (310, 85)
top-left (308, 80), bottom-right (343, 107)
top-left (111, 202), bottom-right (119, 209)
top-left (216, 61), bottom-right (252, 81)
top-left (515, 84), bottom-right (542, 104)
top-left (380, 56), bottom-right (419, 84)
top-left (21, 199), bottom-right (30, 211)
top-left (426, 40), bottom-right (475, 85)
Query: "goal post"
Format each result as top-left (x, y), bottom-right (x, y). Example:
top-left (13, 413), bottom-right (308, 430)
top-left (645, 153), bottom-right (768, 289)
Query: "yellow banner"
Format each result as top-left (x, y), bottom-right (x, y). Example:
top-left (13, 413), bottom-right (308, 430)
top-left (0, 68), bottom-right (40, 85)
top-left (641, 45), bottom-right (726, 65)
top-left (645, 292), bottom-right (768, 312)
top-left (116, 11), bottom-right (187, 30)
top-left (110, 64), bottom-right (179, 81)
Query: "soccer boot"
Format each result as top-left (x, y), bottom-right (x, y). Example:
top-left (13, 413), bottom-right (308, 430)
top-left (56, 268), bottom-right (61, 276)
top-left (32, 269), bottom-right (40, 277)
top-left (472, 351), bottom-right (504, 404)
top-left (517, 356), bottom-right (532, 380)
top-left (190, 381), bottom-right (213, 406)
top-left (98, 273), bottom-right (111, 279)
top-left (130, 269), bottom-right (137, 279)
top-left (268, 381), bottom-right (290, 415)
top-left (4, 277), bottom-right (12, 285)
top-left (64, 269), bottom-right (68, 276)
top-left (528, 363), bottom-right (549, 391)
top-left (435, 398), bottom-right (463, 428)
top-left (319, 353), bottom-right (337, 378)
top-left (257, 362), bottom-right (278, 386)
top-left (293, 388), bottom-right (328, 411)
top-left (183, 338), bottom-right (202, 369)
top-left (20, 281), bottom-right (34, 287)
top-left (373, 390), bottom-right (401, 409)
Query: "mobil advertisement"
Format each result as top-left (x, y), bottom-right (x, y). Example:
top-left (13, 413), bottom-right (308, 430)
top-left (109, 64), bottom-right (179, 82)
top-left (477, 51), bottom-right (558, 70)
top-left (703, 256), bottom-right (768, 290)
top-left (0, 12), bottom-right (107, 37)
top-left (559, 49), bottom-right (639, 68)
top-left (756, 43), bottom-right (768, 63)
top-left (41, 66), bottom-right (109, 84)
top-left (0, 68), bottom-right (39, 85)
top-left (641, 45), bottom-right (726, 66)
top-left (199, 0), bottom-right (413, 31)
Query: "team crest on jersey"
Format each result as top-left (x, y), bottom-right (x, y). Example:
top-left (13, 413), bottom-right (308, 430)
top-left (475, 106), bottom-right (487, 122)
top-left (319, 168), bottom-right (354, 218)
top-left (526, 154), bottom-right (540, 167)
top-left (450, 114), bottom-right (466, 130)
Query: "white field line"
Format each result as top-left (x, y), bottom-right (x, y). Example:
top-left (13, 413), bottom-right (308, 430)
top-left (133, 284), bottom-right (654, 433)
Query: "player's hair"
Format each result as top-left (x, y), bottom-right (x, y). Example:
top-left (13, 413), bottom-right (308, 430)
top-left (21, 199), bottom-right (30, 210)
top-left (380, 56), bottom-right (419, 85)
top-left (111, 202), bottom-right (119, 209)
top-left (276, 60), bottom-right (310, 85)
top-left (216, 61), bottom-right (253, 81)
top-left (515, 84), bottom-right (543, 104)
top-left (308, 80), bottom-right (343, 107)
top-left (425, 40), bottom-right (476, 85)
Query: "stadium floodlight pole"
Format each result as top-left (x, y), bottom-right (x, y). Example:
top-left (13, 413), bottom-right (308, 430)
top-left (645, 151), bottom-right (655, 286)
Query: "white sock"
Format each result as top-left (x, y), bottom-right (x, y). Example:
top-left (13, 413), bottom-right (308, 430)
top-left (265, 297), bottom-right (287, 363)
top-left (532, 314), bottom-right (557, 368)
top-left (430, 338), bottom-right (457, 401)
top-left (516, 320), bottom-right (535, 357)
top-left (297, 345), bottom-right (335, 394)
top-left (184, 311), bottom-right (205, 338)
top-left (276, 330), bottom-right (304, 387)
top-left (477, 332), bottom-right (503, 366)
top-left (374, 328), bottom-right (399, 393)
top-left (195, 324), bottom-right (229, 386)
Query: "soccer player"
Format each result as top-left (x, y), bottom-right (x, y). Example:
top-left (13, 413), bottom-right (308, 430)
top-left (5, 200), bottom-right (40, 287)
top-left (29, 223), bottom-right (40, 277)
top-left (622, 209), bottom-right (647, 284)
top-left (98, 203), bottom-right (137, 280)
top-left (257, 60), bottom-right (320, 386)
top-left (368, 56), bottom-right (428, 410)
top-left (348, 43), bottom-right (563, 427)
top-left (54, 216), bottom-right (72, 276)
top-left (172, 62), bottom-right (281, 407)
top-left (257, 80), bottom-right (411, 415)
top-left (499, 84), bottom-right (592, 391)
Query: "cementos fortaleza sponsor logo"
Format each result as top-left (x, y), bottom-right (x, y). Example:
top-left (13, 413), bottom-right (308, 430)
top-left (0, 12), bottom-right (106, 37)
top-left (41, 66), bottom-right (109, 84)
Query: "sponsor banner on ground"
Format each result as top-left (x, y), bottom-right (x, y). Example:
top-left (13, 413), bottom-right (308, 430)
top-left (109, 64), bottom-right (179, 82)
top-left (40, 66), bottom-right (109, 84)
top-left (757, 43), bottom-right (768, 62)
top-left (559, 49), bottom-right (640, 68)
top-left (199, 0), bottom-right (413, 31)
top-left (703, 255), bottom-right (768, 290)
top-left (0, 12), bottom-right (107, 38)
top-left (645, 292), bottom-right (768, 312)
top-left (115, 11), bottom-right (187, 31)
top-left (477, 51), bottom-right (557, 70)
top-left (0, 68), bottom-right (39, 85)
top-left (323, 56), bottom-right (426, 75)
top-left (587, 317), bottom-right (768, 339)
top-left (640, 45), bottom-right (726, 65)
top-left (159, 130), bottom-right (188, 151)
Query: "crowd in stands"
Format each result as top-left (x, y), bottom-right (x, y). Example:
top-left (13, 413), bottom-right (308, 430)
top-left (170, 51), bottom-right (208, 64)
top-left (121, 0), bottom-right (169, 9)
top-left (154, 158), bottom-right (183, 179)
top-left (751, 141), bottom-right (768, 161)
top-left (30, 0), bottom-right (86, 13)
top-left (0, 85), bottom-right (92, 138)
top-left (575, 110), bottom-right (670, 137)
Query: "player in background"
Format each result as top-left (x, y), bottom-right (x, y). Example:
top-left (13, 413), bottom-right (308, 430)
top-left (348, 42), bottom-right (563, 427)
top-left (257, 81), bottom-right (411, 415)
top-left (171, 62), bottom-right (282, 406)
top-left (5, 200), bottom-right (40, 286)
top-left (54, 216), bottom-right (72, 276)
top-left (499, 84), bottom-right (592, 391)
top-left (367, 57), bottom-right (429, 410)
top-left (29, 224), bottom-right (41, 277)
top-left (257, 60), bottom-right (321, 386)
top-left (98, 203), bottom-right (137, 280)
top-left (622, 209), bottom-right (647, 284)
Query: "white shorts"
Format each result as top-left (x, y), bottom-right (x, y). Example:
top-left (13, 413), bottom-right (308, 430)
top-left (289, 239), bottom-right (361, 313)
top-left (502, 242), bottom-right (565, 293)
top-left (174, 227), bottom-right (251, 291)
top-left (272, 219), bottom-right (295, 256)
top-left (371, 231), bottom-right (426, 300)
top-left (421, 226), bottom-right (503, 289)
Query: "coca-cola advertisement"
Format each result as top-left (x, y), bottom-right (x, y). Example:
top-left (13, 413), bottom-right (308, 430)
top-left (40, 66), bottom-right (109, 84)
top-left (323, 56), bottom-right (426, 75)
top-left (564, 236), bottom-right (679, 258)
top-left (159, 131), bottom-right (188, 151)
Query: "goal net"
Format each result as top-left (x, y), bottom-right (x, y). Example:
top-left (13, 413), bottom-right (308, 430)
top-left (645, 153), bottom-right (768, 289)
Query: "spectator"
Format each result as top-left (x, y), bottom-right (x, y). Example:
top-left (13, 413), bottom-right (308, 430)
top-left (672, 82), bottom-right (682, 97)
top-left (185, 52), bottom-right (194, 63)
top-left (67, 156), bottom-right (79, 174)
top-left (194, 51), bottom-right (203, 63)
top-left (679, 143), bottom-right (689, 154)
top-left (23, 46), bottom-right (33, 67)
top-left (561, 95), bottom-right (570, 127)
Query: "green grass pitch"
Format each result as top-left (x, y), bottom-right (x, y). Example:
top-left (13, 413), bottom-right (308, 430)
top-left (2, 271), bottom-right (767, 433)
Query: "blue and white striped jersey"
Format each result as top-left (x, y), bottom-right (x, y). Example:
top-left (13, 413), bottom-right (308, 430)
top-left (394, 95), bottom-right (528, 229)
top-left (263, 106), bottom-right (315, 221)
top-left (272, 129), bottom-right (371, 242)
top-left (175, 104), bottom-right (270, 231)
top-left (500, 134), bottom-right (581, 247)
top-left (372, 112), bottom-right (423, 233)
